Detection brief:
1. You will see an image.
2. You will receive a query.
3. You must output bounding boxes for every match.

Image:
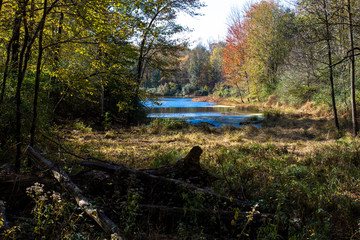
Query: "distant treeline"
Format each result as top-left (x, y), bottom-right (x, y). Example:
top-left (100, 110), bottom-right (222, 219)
top-left (143, 0), bottom-right (360, 135)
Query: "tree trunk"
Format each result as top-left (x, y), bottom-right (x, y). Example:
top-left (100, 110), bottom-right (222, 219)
top-left (245, 71), bottom-right (251, 102)
top-left (235, 83), bottom-right (244, 103)
top-left (323, 0), bottom-right (339, 131)
top-left (11, 8), bottom-right (22, 75)
top-left (14, 1), bottom-right (30, 173)
top-left (0, 6), bottom-right (22, 104)
top-left (0, 38), bottom-right (12, 104)
top-left (30, 0), bottom-right (47, 148)
top-left (50, 12), bottom-right (64, 113)
top-left (14, 0), bottom-right (58, 171)
top-left (347, 0), bottom-right (358, 137)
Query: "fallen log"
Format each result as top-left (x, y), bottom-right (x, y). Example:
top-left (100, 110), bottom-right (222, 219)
top-left (27, 146), bottom-right (124, 240)
top-left (80, 148), bottom-right (248, 208)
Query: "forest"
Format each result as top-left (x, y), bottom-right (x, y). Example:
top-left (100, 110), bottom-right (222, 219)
top-left (1, 0), bottom-right (360, 239)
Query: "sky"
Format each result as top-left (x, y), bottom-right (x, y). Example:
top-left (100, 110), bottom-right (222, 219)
top-left (177, 0), bottom-right (248, 47)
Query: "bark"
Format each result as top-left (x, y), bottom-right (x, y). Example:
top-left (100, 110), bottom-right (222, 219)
top-left (15, 1), bottom-right (30, 172)
top-left (27, 146), bottom-right (124, 239)
top-left (129, 7), bottom-right (163, 123)
top-left (323, 0), bottom-right (339, 130)
top-left (30, 0), bottom-right (48, 148)
top-left (235, 83), bottom-right (245, 103)
top-left (80, 147), bottom-right (248, 208)
top-left (15, 0), bottom-right (59, 171)
top-left (0, 38), bottom-right (12, 104)
top-left (50, 12), bottom-right (64, 113)
top-left (11, 7), bottom-right (22, 74)
top-left (347, 0), bottom-right (358, 137)
top-left (1, 5), bottom-right (22, 104)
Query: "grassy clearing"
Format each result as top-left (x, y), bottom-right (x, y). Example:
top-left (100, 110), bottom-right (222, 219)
top-left (43, 111), bottom-right (360, 239)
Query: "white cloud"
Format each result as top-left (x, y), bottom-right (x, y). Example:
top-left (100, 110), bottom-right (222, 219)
top-left (177, 0), bottom-right (247, 47)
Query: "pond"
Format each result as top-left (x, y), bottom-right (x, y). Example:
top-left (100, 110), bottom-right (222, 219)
top-left (145, 98), bottom-right (262, 128)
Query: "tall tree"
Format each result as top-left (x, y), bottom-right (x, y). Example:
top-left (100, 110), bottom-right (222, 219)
top-left (223, 1), bottom-right (294, 101)
top-left (346, 0), bottom-right (358, 136)
top-left (297, 0), bottom-right (340, 130)
top-left (30, 0), bottom-right (48, 148)
top-left (128, 0), bottom-right (204, 122)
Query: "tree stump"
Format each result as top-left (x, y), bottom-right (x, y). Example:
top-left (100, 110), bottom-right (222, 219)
top-left (144, 146), bottom-right (215, 186)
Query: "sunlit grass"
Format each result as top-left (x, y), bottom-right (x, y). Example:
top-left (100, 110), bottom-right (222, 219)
top-left (48, 112), bottom-right (360, 238)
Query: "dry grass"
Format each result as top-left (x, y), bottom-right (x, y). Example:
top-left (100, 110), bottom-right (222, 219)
top-left (51, 109), bottom-right (341, 170)
top-left (44, 109), bottom-right (360, 239)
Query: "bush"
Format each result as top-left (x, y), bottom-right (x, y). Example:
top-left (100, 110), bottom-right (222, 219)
top-left (263, 109), bottom-right (282, 120)
top-left (149, 118), bottom-right (189, 133)
top-left (150, 149), bottom-right (182, 168)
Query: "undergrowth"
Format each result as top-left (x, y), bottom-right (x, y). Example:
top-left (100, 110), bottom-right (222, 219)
top-left (3, 113), bottom-right (360, 239)
top-left (207, 139), bottom-right (360, 239)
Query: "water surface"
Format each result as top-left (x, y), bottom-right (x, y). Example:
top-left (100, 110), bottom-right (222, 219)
top-left (146, 98), bottom-right (262, 127)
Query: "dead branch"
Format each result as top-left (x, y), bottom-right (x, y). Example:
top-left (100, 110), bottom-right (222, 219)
top-left (27, 146), bottom-right (124, 240)
top-left (80, 160), bottom-right (248, 209)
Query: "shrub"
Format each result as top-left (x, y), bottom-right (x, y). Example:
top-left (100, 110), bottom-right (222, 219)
top-left (149, 118), bottom-right (189, 133)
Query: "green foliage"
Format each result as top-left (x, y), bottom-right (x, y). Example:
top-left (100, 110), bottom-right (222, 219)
top-left (2, 182), bottom-right (98, 240)
top-left (213, 83), bottom-right (238, 97)
top-left (263, 109), bottom-right (283, 120)
top-left (103, 112), bottom-right (112, 131)
top-left (121, 192), bottom-right (141, 235)
top-left (119, 176), bottom-right (144, 237)
top-left (149, 118), bottom-right (189, 133)
top-left (142, 42), bottom-right (225, 97)
top-left (150, 149), bottom-right (182, 168)
top-left (207, 139), bottom-right (360, 239)
top-left (177, 191), bottom-right (207, 239)
top-left (73, 121), bottom-right (92, 133)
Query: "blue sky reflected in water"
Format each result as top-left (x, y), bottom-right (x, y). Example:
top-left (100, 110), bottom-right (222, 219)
top-left (146, 98), bottom-right (262, 127)
top-left (145, 98), bottom-right (215, 108)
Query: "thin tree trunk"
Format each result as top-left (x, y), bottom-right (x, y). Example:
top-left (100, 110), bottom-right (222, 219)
top-left (30, 0), bottom-right (47, 147)
top-left (11, 9), bottom-right (22, 74)
top-left (101, 79), bottom-right (105, 117)
top-left (0, 39), bottom-right (12, 104)
top-left (50, 12), bottom-right (63, 112)
top-left (245, 71), bottom-right (251, 102)
top-left (347, 0), bottom-right (358, 137)
top-left (14, 0), bottom-right (58, 172)
top-left (323, 0), bottom-right (339, 130)
top-left (235, 83), bottom-right (244, 103)
top-left (1, 5), bottom-right (24, 104)
top-left (327, 48), bottom-right (339, 130)
top-left (15, 1), bottom-right (29, 173)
